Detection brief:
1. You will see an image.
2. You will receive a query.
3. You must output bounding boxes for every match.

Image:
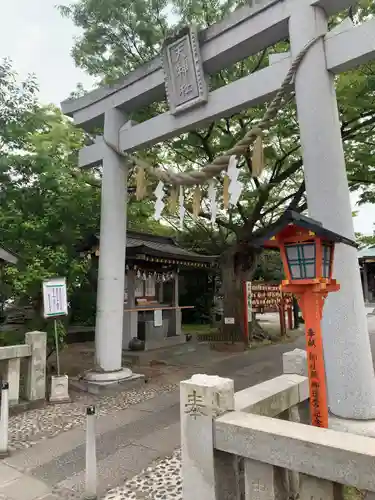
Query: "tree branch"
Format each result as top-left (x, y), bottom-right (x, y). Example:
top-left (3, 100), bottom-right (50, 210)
top-left (271, 159), bottom-right (303, 186)
top-left (287, 181), bottom-right (306, 211)
top-left (260, 183), bottom-right (305, 219)
top-left (197, 211), bottom-right (239, 234)
top-left (270, 144), bottom-right (301, 182)
top-left (236, 202), bottom-right (247, 223)
top-left (190, 131), bottom-right (215, 162)
top-left (342, 114), bottom-right (375, 139)
top-left (341, 110), bottom-right (375, 133)
top-left (251, 48), bottom-right (268, 74)
top-left (70, 170), bottom-right (100, 188)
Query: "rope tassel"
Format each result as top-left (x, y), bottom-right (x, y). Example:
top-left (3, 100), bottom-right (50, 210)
top-left (223, 174), bottom-right (229, 209)
top-left (193, 186), bottom-right (201, 217)
top-left (136, 166), bottom-right (146, 200)
top-left (252, 135), bottom-right (265, 178)
top-left (168, 188), bottom-right (178, 214)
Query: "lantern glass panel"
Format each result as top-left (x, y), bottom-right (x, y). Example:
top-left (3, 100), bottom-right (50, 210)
top-left (286, 243), bottom-right (316, 280)
top-left (322, 244), bottom-right (332, 278)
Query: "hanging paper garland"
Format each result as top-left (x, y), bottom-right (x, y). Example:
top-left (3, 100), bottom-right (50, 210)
top-left (125, 265), bottom-right (174, 283)
top-left (227, 155), bottom-right (243, 206)
top-left (208, 180), bottom-right (217, 225)
top-left (154, 181), bottom-right (165, 221)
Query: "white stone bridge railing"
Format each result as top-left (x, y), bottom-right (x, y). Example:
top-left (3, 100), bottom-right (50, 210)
top-left (0, 331), bottom-right (46, 406)
top-left (181, 357), bottom-right (375, 499)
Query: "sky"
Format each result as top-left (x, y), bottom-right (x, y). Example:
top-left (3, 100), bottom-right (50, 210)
top-left (1, 0), bottom-right (375, 236)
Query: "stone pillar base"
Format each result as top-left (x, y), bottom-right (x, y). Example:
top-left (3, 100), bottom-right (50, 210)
top-left (70, 367), bottom-right (144, 395)
top-left (329, 414), bottom-right (375, 437)
top-left (84, 367), bottom-right (134, 384)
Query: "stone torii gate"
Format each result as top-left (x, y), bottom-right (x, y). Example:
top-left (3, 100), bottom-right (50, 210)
top-left (62, 0), bottom-right (375, 421)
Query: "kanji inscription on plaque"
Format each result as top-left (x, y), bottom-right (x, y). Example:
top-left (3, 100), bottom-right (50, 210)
top-left (162, 26), bottom-right (208, 115)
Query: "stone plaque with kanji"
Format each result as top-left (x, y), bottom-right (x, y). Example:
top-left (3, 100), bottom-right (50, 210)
top-left (162, 26), bottom-right (208, 115)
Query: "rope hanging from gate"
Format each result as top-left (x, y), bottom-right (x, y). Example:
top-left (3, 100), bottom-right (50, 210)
top-left (102, 33), bottom-right (325, 193)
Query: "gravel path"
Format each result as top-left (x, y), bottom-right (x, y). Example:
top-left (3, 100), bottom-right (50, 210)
top-left (104, 450), bottom-right (182, 500)
top-left (8, 382), bottom-right (178, 452)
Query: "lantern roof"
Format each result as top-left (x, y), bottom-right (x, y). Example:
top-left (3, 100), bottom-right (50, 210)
top-left (252, 211), bottom-right (357, 249)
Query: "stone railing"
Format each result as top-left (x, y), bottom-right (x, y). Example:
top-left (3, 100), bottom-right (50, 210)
top-left (0, 331), bottom-right (46, 405)
top-left (180, 356), bottom-right (375, 499)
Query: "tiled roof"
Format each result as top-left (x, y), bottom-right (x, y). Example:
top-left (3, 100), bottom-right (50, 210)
top-left (358, 247), bottom-right (375, 260)
top-left (126, 236), bottom-right (215, 262)
top-left (79, 231), bottom-right (217, 264)
top-left (0, 246), bottom-right (18, 265)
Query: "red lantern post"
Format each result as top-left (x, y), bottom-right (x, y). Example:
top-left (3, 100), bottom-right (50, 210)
top-left (252, 211), bottom-right (357, 428)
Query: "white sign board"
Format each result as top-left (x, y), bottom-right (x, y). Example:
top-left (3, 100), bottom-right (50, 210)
top-left (224, 317), bottom-right (235, 325)
top-left (154, 309), bottom-right (163, 327)
top-left (42, 278), bottom-right (68, 318)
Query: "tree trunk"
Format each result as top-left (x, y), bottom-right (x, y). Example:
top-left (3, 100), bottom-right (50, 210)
top-left (220, 243), bottom-right (264, 344)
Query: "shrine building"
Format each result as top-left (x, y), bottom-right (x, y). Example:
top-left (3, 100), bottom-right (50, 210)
top-left (77, 231), bottom-right (217, 350)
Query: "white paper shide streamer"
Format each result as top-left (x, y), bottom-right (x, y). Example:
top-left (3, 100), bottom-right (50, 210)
top-left (154, 181), bottom-right (165, 221)
top-left (179, 186), bottom-right (185, 229)
top-left (208, 180), bottom-right (217, 225)
top-left (227, 155), bottom-right (243, 206)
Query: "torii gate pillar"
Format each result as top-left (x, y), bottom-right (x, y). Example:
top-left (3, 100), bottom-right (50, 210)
top-left (85, 108), bottom-right (135, 385)
top-left (290, 4), bottom-right (375, 419)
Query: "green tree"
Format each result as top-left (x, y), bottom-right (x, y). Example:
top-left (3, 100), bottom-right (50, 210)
top-left (0, 60), bottom-right (99, 328)
top-left (60, 0), bottom-right (375, 339)
top-left (0, 59), bottom-right (168, 335)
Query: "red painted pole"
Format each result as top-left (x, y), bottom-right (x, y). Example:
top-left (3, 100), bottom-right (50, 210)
top-left (299, 292), bottom-right (328, 428)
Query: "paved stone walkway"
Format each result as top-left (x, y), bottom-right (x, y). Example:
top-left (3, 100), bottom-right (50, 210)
top-left (2, 312), bottom-right (372, 499)
top-left (0, 334), bottom-right (305, 500)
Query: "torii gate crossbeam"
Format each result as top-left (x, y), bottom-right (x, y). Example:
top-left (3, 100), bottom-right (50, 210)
top-left (62, 0), bottom-right (375, 422)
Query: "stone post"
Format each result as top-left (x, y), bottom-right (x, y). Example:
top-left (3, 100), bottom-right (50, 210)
top-left (289, 4), bottom-right (375, 419)
top-left (299, 474), bottom-right (334, 500)
top-left (282, 349), bottom-right (307, 377)
top-left (181, 374), bottom-right (239, 500)
top-left (25, 331), bottom-right (47, 401)
top-left (7, 358), bottom-right (20, 406)
top-left (244, 459), bottom-right (287, 499)
top-left (90, 109), bottom-right (132, 380)
top-left (282, 349), bottom-right (309, 498)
